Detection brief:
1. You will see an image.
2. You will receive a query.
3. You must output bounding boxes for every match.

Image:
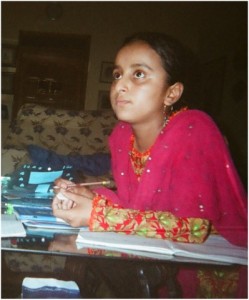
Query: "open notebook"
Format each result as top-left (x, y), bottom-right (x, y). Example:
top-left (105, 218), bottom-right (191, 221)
top-left (76, 231), bottom-right (247, 265)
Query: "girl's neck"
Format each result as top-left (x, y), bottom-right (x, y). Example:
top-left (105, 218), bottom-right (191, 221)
top-left (131, 106), bottom-right (188, 153)
top-left (132, 119), bottom-right (164, 153)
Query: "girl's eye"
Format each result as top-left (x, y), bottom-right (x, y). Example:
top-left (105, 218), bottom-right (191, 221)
top-left (134, 71), bottom-right (145, 79)
top-left (113, 71), bottom-right (121, 80)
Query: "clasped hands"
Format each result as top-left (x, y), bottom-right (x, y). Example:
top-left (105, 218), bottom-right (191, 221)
top-left (52, 178), bottom-right (94, 227)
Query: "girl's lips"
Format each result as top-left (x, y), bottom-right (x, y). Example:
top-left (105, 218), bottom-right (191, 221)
top-left (115, 98), bottom-right (130, 105)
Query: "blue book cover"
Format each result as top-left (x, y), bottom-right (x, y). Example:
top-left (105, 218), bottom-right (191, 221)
top-left (14, 206), bottom-right (65, 224)
top-left (2, 194), bottom-right (52, 209)
top-left (13, 207), bottom-right (88, 231)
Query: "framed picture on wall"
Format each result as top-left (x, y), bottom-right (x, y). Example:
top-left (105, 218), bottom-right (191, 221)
top-left (99, 62), bottom-right (114, 83)
top-left (2, 94), bottom-right (14, 121)
top-left (2, 44), bottom-right (17, 67)
top-left (98, 90), bottom-right (112, 109)
top-left (2, 72), bottom-right (15, 94)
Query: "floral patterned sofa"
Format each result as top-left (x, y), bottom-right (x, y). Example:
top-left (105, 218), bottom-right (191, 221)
top-left (2, 102), bottom-right (118, 179)
top-left (2, 103), bottom-right (118, 292)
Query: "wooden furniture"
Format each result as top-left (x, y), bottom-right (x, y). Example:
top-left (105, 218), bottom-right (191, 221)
top-left (13, 31), bottom-right (91, 117)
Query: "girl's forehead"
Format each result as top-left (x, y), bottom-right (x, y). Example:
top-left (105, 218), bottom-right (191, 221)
top-left (115, 41), bottom-right (162, 66)
top-left (117, 41), bottom-right (152, 56)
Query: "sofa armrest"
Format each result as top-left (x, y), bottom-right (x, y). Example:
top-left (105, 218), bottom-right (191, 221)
top-left (1, 149), bottom-right (30, 176)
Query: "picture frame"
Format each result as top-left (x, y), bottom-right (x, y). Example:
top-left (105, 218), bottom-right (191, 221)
top-left (1, 94), bottom-right (14, 121)
top-left (98, 90), bottom-right (112, 109)
top-left (99, 61), bottom-right (114, 83)
top-left (2, 44), bottom-right (17, 67)
top-left (2, 72), bottom-right (15, 94)
top-left (200, 57), bottom-right (226, 117)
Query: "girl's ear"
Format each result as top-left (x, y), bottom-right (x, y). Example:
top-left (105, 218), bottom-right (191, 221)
top-left (164, 82), bottom-right (184, 106)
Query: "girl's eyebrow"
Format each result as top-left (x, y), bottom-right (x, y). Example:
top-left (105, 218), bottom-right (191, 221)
top-left (113, 63), bottom-right (153, 71)
top-left (131, 63), bottom-right (153, 71)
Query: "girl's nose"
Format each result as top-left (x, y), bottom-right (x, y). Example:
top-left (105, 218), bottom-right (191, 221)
top-left (114, 76), bottom-right (128, 93)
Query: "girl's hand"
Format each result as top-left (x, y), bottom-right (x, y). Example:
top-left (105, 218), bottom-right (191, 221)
top-left (54, 178), bottom-right (95, 199)
top-left (53, 178), bottom-right (73, 193)
top-left (53, 178), bottom-right (76, 210)
top-left (52, 188), bottom-right (93, 227)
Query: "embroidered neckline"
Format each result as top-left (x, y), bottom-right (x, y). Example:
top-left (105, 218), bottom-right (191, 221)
top-left (130, 107), bottom-right (188, 179)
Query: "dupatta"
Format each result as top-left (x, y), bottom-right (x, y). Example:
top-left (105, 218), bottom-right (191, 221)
top-left (96, 110), bottom-right (247, 247)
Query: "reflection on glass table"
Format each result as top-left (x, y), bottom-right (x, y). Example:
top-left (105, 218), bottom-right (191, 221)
top-left (2, 227), bottom-right (247, 299)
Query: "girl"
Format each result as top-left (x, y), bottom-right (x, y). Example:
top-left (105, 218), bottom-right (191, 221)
top-left (52, 32), bottom-right (247, 297)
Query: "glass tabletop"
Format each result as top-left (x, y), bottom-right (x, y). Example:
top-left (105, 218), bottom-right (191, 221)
top-left (1, 227), bottom-right (174, 263)
top-left (2, 225), bottom-right (247, 299)
top-left (1, 190), bottom-right (247, 299)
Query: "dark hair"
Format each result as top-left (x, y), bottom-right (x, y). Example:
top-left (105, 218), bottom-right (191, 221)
top-left (121, 32), bottom-right (201, 108)
top-left (122, 32), bottom-right (187, 85)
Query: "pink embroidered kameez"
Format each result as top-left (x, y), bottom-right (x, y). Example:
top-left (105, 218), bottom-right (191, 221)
top-left (92, 109), bottom-right (247, 247)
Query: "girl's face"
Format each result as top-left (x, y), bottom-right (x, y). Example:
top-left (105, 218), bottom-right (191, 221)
top-left (110, 41), bottom-right (170, 127)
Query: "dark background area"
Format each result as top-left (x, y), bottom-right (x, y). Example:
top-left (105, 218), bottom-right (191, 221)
top-left (2, 1), bottom-right (247, 188)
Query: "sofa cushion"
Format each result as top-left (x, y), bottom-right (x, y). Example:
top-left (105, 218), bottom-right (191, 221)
top-left (27, 144), bottom-right (111, 176)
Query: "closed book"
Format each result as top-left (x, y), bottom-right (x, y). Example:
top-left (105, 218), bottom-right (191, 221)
top-left (14, 206), bottom-right (65, 224)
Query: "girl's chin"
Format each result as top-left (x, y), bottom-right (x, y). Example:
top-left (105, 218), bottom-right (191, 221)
top-left (113, 109), bottom-right (129, 120)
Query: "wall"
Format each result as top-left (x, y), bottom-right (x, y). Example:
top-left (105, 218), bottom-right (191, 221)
top-left (197, 2), bottom-right (247, 187)
top-left (1, 1), bottom-right (247, 186)
top-left (2, 1), bottom-right (201, 109)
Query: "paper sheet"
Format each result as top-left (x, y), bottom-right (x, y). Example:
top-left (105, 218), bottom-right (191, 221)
top-left (1, 214), bottom-right (26, 237)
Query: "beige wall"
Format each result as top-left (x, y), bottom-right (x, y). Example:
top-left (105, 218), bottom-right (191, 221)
top-left (2, 1), bottom-right (247, 186)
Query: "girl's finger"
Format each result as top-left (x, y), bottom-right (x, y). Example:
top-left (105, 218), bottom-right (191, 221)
top-left (62, 189), bottom-right (94, 203)
top-left (54, 178), bottom-right (75, 190)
